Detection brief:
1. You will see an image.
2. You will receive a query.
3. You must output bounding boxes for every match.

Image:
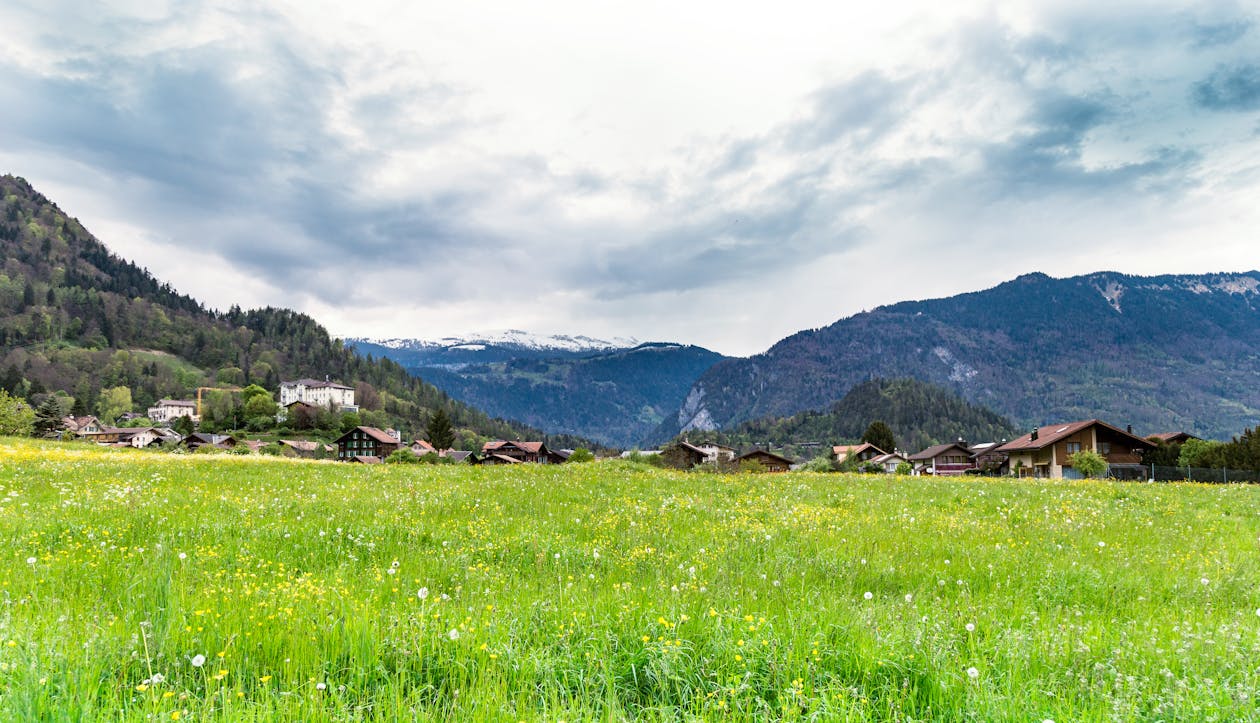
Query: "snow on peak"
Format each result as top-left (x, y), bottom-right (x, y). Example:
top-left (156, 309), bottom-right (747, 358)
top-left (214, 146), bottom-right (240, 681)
top-left (360, 330), bottom-right (640, 353)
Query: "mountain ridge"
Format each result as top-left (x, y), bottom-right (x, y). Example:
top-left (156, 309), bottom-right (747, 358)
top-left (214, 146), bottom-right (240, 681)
top-left (659, 270), bottom-right (1260, 441)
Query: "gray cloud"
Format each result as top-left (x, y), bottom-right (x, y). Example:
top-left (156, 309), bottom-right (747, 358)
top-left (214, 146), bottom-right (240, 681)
top-left (1193, 64), bottom-right (1260, 110)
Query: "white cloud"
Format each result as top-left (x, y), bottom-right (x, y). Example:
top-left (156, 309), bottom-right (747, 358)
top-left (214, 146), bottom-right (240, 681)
top-left (0, 0), bottom-right (1257, 355)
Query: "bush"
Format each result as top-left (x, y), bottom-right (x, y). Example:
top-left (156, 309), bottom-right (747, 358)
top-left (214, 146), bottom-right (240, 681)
top-left (895, 462), bottom-right (913, 475)
top-left (567, 448), bottom-right (595, 463)
top-left (1069, 449), bottom-right (1108, 478)
top-left (386, 449), bottom-right (420, 464)
top-left (259, 443), bottom-right (284, 456)
top-left (800, 455), bottom-right (835, 473)
top-left (228, 445), bottom-right (251, 455)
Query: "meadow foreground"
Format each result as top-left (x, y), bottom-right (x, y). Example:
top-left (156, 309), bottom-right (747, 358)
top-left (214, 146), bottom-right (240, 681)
top-left (0, 439), bottom-right (1258, 721)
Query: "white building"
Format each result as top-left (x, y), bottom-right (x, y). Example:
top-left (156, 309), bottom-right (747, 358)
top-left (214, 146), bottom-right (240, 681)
top-left (147, 399), bottom-right (199, 423)
top-left (279, 378), bottom-right (356, 411)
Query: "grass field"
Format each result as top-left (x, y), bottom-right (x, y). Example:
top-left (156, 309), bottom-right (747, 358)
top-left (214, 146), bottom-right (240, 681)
top-left (1, 438), bottom-right (1258, 721)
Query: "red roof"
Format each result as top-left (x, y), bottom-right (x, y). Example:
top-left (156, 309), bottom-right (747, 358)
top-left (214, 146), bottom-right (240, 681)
top-left (833, 443), bottom-right (885, 458)
top-left (481, 440), bottom-right (546, 454)
top-left (337, 426), bottom-right (400, 445)
top-left (997, 420), bottom-right (1156, 453)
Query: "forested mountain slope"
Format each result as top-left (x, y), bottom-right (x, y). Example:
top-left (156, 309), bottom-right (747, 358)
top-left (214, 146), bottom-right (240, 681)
top-left (662, 271), bottom-right (1260, 441)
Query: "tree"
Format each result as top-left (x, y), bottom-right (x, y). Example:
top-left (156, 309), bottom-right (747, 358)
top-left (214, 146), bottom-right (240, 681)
top-left (861, 421), bottom-right (896, 454)
top-left (33, 395), bottom-right (70, 434)
top-left (567, 448), bottom-right (595, 463)
top-left (426, 408), bottom-right (455, 451)
top-left (355, 381), bottom-right (382, 412)
top-left (241, 386), bottom-right (278, 420)
top-left (172, 415), bottom-right (196, 437)
top-left (1069, 449), bottom-right (1108, 479)
top-left (0, 390), bottom-right (35, 436)
top-left (1178, 438), bottom-right (1224, 469)
top-left (385, 448), bottom-right (420, 464)
top-left (96, 386), bottom-right (133, 424)
top-left (339, 411), bottom-right (362, 434)
top-left (895, 461), bottom-right (913, 475)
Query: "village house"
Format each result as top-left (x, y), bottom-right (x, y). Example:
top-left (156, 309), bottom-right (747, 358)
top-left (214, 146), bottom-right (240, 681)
top-left (279, 378), bottom-right (357, 412)
top-left (996, 420), bottom-right (1155, 479)
top-left (184, 432), bottom-right (238, 451)
top-left (869, 451), bottom-right (911, 474)
top-left (336, 426), bottom-right (402, 460)
top-left (479, 440), bottom-right (563, 464)
top-left (909, 442), bottom-right (975, 476)
top-left (278, 439), bottom-right (332, 458)
top-left (660, 441), bottom-right (709, 469)
top-left (61, 415), bottom-right (102, 435)
top-left (694, 442), bottom-right (736, 464)
top-left (1147, 431), bottom-right (1200, 445)
top-left (831, 443), bottom-right (887, 466)
top-left (968, 442), bottom-right (1009, 473)
top-left (82, 426), bottom-right (160, 448)
top-left (146, 399), bottom-right (199, 423)
top-left (737, 449), bottom-right (795, 472)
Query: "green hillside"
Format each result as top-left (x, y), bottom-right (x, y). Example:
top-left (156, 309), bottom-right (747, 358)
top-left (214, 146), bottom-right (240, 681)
top-left (669, 378), bottom-right (1021, 458)
top-left (0, 174), bottom-right (589, 447)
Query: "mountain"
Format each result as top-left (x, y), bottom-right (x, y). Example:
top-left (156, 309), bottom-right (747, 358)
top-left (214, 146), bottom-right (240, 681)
top-left (348, 331), bottom-right (641, 369)
top-left (671, 378), bottom-right (1022, 460)
top-left (0, 173), bottom-right (591, 449)
top-left (351, 338), bottom-right (726, 448)
top-left (659, 271), bottom-right (1260, 441)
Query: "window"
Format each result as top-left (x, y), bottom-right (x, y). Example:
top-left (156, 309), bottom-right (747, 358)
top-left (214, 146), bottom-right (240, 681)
top-left (1099, 442), bottom-right (1111, 455)
top-left (1066, 442), bottom-right (1081, 454)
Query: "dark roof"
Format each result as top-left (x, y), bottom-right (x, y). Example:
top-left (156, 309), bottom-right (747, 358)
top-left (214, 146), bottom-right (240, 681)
top-left (482, 440), bottom-right (547, 454)
top-left (1147, 431), bottom-right (1200, 444)
top-left (336, 426), bottom-right (401, 445)
top-left (737, 449), bottom-right (795, 466)
top-left (483, 453), bottom-right (522, 464)
top-left (349, 455), bottom-right (382, 464)
top-left (282, 378), bottom-right (354, 390)
top-left (997, 420), bottom-right (1157, 453)
top-left (908, 442), bottom-right (971, 461)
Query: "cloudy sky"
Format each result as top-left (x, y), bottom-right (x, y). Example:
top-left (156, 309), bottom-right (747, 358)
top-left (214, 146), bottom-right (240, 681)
top-left (2, 1), bottom-right (1258, 355)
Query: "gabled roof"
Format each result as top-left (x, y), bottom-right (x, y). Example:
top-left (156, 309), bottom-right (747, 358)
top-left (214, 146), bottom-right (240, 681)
top-left (154, 399), bottom-right (196, 407)
top-left (337, 426), bottom-right (401, 445)
top-left (908, 442), bottom-right (971, 461)
top-left (1147, 431), bottom-right (1200, 444)
top-left (280, 439), bottom-right (321, 452)
top-left (996, 420), bottom-right (1157, 453)
top-left (411, 439), bottom-right (437, 452)
top-left (871, 452), bottom-right (908, 464)
top-left (484, 453), bottom-right (522, 464)
top-left (833, 443), bottom-right (886, 458)
top-left (737, 449), bottom-right (795, 466)
top-left (482, 440), bottom-right (547, 454)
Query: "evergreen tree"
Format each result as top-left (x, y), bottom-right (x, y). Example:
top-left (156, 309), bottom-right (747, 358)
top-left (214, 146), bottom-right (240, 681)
top-left (861, 420), bottom-right (897, 453)
top-left (426, 408), bottom-right (455, 451)
top-left (33, 396), bottom-right (69, 434)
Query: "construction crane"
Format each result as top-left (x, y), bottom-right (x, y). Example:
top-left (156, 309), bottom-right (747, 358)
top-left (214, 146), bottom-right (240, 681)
top-left (196, 386), bottom-right (243, 418)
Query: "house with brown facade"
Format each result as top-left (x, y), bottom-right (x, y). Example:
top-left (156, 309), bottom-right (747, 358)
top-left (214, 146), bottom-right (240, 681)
top-left (996, 420), bottom-right (1155, 479)
top-left (336, 426), bottom-right (403, 461)
top-left (909, 442), bottom-right (975, 475)
top-left (737, 449), bottom-right (795, 472)
top-left (480, 440), bottom-right (563, 463)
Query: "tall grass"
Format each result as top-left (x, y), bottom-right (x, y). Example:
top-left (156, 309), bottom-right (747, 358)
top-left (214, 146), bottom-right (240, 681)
top-left (1, 438), bottom-right (1257, 720)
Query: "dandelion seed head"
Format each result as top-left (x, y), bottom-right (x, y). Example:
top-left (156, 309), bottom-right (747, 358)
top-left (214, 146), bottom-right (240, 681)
top-left (967, 667), bottom-right (979, 679)
top-left (417, 587), bottom-right (429, 600)
top-left (965, 623), bottom-right (975, 632)
top-left (863, 591), bottom-right (873, 600)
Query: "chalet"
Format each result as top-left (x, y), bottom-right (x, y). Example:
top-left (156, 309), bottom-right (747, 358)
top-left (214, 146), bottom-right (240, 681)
top-left (694, 442), bottom-right (737, 464)
top-left (480, 440), bottom-right (558, 464)
top-left (1147, 432), bottom-right (1200, 445)
top-left (832, 443), bottom-right (887, 465)
top-left (479, 453), bottom-right (523, 465)
top-left (185, 432), bottom-right (238, 451)
top-left (909, 442), bottom-right (975, 476)
top-left (62, 416), bottom-right (102, 435)
top-left (279, 378), bottom-right (357, 412)
top-left (445, 450), bottom-right (478, 464)
top-left (147, 399), bottom-right (199, 423)
top-left (660, 441), bottom-right (709, 469)
top-left (410, 439), bottom-right (438, 456)
top-left (737, 449), bottom-right (795, 473)
top-left (83, 427), bottom-right (159, 448)
top-left (968, 442), bottom-right (1009, 473)
top-left (869, 451), bottom-right (911, 474)
top-left (996, 420), bottom-right (1156, 479)
top-left (336, 426), bottom-right (403, 461)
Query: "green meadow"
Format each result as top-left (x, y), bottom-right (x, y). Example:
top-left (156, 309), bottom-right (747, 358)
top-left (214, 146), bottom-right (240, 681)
top-left (1, 439), bottom-right (1258, 721)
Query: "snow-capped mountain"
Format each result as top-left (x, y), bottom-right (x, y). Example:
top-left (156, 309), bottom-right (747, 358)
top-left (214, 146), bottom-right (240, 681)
top-left (362, 330), bottom-right (640, 355)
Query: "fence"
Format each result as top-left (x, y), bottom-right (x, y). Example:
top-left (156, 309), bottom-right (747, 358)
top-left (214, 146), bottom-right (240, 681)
top-left (1146, 464), bottom-right (1260, 484)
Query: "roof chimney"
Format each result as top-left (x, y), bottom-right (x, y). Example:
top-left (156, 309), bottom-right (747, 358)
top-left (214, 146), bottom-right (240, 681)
top-left (1030, 427), bottom-right (1039, 441)
top-left (1126, 424), bottom-right (1133, 434)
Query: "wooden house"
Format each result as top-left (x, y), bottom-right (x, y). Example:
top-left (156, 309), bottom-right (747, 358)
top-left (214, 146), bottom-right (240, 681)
top-left (909, 442), bottom-right (975, 476)
top-left (660, 441), bottom-right (709, 469)
top-left (336, 426), bottom-right (403, 461)
top-left (480, 440), bottom-right (556, 464)
top-left (996, 420), bottom-right (1155, 479)
top-left (736, 449), bottom-right (795, 473)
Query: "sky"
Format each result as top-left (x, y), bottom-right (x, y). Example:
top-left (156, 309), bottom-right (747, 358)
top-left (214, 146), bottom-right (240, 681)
top-left (1, 1), bottom-right (1258, 356)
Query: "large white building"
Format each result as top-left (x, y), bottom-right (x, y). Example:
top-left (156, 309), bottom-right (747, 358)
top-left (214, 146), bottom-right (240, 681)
top-left (147, 399), bottom-right (199, 423)
top-left (279, 378), bottom-right (357, 411)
